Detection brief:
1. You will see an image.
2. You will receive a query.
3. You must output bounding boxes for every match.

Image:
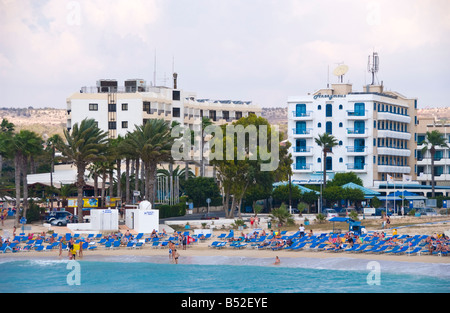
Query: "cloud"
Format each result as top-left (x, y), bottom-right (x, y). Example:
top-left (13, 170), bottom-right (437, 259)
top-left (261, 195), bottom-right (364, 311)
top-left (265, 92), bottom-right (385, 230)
top-left (0, 0), bottom-right (449, 108)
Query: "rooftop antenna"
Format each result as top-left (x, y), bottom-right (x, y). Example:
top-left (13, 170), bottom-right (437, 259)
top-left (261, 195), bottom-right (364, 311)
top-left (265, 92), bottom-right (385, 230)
top-left (333, 63), bottom-right (349, 83)
top-left (367, 51), bottom-right (379, 85)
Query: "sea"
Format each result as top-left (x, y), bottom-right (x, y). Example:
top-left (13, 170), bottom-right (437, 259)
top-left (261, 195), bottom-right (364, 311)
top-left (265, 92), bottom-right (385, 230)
top-left (0, 255), bottom-right (449, 293)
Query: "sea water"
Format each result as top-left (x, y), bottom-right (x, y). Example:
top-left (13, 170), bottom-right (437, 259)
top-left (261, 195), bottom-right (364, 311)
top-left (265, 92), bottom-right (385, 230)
top-left (0, 255), bottom-right (449, 293)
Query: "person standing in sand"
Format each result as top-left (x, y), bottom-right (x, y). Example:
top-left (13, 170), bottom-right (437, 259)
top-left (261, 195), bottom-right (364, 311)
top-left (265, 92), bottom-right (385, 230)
top-left (168, 241), bottom-right (174, 261)
top-left (173, 249), bottom-right (180, 264)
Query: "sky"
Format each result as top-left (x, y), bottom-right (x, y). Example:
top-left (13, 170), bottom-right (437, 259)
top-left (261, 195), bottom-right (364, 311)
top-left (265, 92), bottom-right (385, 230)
top-left (1, 0), bottom-right (449, 109)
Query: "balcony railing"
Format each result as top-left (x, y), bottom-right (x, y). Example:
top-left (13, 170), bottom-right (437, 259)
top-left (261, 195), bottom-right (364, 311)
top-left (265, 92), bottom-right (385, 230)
top-left (292, 111), bottom-right (313, 118)
top-left (347, 110), bottom-right (367, 117)
top-left (346, 163), bottom-right (366, 170)
top-left (346, 146), bottom-right (366, 153)
top-left (293, 163), bottom-right (312, 170)
top-left (292, 128), bottom-right (313, 135)
top-left (293, 146), bottom-right (312, 153)
top-left (347, 128), bottom-right (367, 135)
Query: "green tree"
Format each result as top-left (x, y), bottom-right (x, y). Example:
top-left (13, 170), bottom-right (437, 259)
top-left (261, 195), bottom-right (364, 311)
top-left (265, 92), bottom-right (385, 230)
top-left (184, 177), bottom-right (221, 208)
top-left (272, 184), bottom-right (302, 204)
top-left (342, 188), bottom-right (365, 207)
top-left (298, 190), bottom-right (318, 213)
top-left (128, 119), bottom-right (175, 205)
top-left (328, 172), bottom-right (363, 187)
top-left (315, 133), bottom-right (339, 190)
top-left (58, 118), bottom-right (108, 222)
top-left (44, 134), bottom-right (63, 210)
top-left (0, 119), bottom-right (15, 180)
top-left (421, 130), bottom-right (449, 197)
top-left (12, 130), bottom-right (43, 225)
top-left (322, 186), bottom-right (343, 208)
top-left (269, 203), bottom-right (294, 226)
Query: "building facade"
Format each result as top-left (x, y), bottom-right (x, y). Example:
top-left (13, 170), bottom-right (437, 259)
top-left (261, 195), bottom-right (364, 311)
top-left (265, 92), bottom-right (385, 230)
top-left (66, 77), bottom-right (262, 139)
top-left (416, 117), bottom-right (450, 188)
top-left (287, 83), bottom-right (418, 188)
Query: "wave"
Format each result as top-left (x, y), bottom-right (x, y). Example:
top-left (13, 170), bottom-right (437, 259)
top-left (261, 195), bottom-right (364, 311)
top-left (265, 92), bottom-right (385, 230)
top-left (1, 254), bottom-right (449, 279)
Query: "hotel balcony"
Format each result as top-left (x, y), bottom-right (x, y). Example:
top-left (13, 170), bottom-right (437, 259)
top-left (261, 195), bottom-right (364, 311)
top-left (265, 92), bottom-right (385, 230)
top-left (346, 163), bottom-right (368, 172)
top-left (292, 128), bottom-right (313, 137)
top-left (292, 146), bottom-right (314, 155)
top-left (346, 110), bottom-right (368, 120)
top-left (292, 163), bottom-right (313, 171)
top-left (377, 112), bottom-right (411, 124)
top-left (346, 146), bottom-right (368, 155)
top-left (377, 147), bottom-right (411, 157)
top-left (291, 110), bottom-right (313, 120)
top-left (377, 130), bottom-right (411, 141)
top-left (378, 165), bottom-right (411, 174)
top-left (346, 128), bottom-right (368, 137)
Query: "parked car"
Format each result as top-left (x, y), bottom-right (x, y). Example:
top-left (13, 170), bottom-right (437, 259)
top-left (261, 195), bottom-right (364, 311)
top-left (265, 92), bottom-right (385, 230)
top-left (201, 213), bottom-right (220, 220)
top-left (45, 211), bottom-right (72, 223)
top-left (337, 207), bottom-right (358, 217)
top-left (417, 208), bottom-right (438, 216)
top-left (46, 211), bottom-right (77, 225)
top-left (372, 208), bottom-right (393, 216)
top-left (323, 208), bottom-right (338, 219)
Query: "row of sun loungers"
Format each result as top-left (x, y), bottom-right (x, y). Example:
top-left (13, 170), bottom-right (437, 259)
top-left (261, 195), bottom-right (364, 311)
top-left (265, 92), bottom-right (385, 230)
top-left (1, 231), bottom-right (212, 253)
top-left (207, 232), bottom-right (449, 256)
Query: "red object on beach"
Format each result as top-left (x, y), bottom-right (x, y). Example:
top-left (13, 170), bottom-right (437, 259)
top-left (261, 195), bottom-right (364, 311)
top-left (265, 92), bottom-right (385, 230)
top-left (187, 236), bottom-right (195, 244)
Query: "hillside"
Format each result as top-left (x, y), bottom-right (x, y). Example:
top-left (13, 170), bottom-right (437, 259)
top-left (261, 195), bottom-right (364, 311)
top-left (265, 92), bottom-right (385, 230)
top-left (0, 107), bottom-right (66, 139)
top-left (0, 106), bottom-right (448, 140)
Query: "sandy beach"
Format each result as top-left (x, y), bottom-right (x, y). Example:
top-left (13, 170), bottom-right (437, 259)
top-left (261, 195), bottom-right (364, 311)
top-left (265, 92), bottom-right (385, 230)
top-left (1, 216), bottom-right (450, 264)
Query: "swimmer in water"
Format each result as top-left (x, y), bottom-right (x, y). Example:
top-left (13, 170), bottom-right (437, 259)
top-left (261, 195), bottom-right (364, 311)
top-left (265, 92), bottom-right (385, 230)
top-left (274, 256), bottom-right (280, 265)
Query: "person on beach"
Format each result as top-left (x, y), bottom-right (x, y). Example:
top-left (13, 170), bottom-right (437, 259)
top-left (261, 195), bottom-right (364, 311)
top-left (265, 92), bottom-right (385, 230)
top-left (299, 224), bottom-right (305, 237)
top-left (173, 249), bottom-right (180, 264)
top-left (168, 241), bottom-right (174, 260)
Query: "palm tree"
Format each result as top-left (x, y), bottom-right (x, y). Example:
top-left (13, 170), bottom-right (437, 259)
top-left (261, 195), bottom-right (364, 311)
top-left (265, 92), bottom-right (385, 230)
top-left (0, 119), bottom-right (15, 179)
top-left (45, 134), bottom-right (62, 210)
top-left (315, 133), bottom-right (339, 190)
top-left (128, 119), bottom-right (175, 205)
top-left (58, 118), bottom-right (107, 222)
top-left (421, 130), bottom-right (449, 197)
top-left (200, 117), bottom-right (213, 177)
top-left (12, 130), bottom-right (43, 226)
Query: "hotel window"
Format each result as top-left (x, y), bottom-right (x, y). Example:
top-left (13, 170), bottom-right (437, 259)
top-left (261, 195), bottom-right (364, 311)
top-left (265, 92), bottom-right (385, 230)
top-left (108, 103), bottom-right (116, 112)
top-left (122, 121), bottom-right (128, 129)
top-left (235, 111), bottom-right (242, 119)
top-left (108, 121), bottom-right (116, 130)
top-left (339, 104), bottom-right (343, 110)
top-left (326, 157), bottom-right (332, 171)
top-left (143, 101), bottom-right (151, 113)
top-left (122, 103), bottom-right (128, 111)
top-left (89, 103), bottom-right (98, 111)
top-left (172, 107), bottom-right (180, 118)
top-left (172, 90), bottom-right (181, 101)
top-left (326, 121), bottom-right (332, 134)
top-left (209, 110), bottom-right (217, 121)
top-left (326, 104), bottom-right (332, 117)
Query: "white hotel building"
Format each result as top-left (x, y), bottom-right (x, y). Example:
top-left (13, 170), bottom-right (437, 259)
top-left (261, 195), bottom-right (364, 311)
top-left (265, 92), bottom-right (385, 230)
top-left (66, 77), bottom-right (261, 139)
top-left (287, 83), bottom-right (418, 188)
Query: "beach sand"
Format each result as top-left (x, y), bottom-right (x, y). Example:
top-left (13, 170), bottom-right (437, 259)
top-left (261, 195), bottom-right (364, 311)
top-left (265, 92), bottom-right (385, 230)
top-left (1, 216), bottom-right (450, 264)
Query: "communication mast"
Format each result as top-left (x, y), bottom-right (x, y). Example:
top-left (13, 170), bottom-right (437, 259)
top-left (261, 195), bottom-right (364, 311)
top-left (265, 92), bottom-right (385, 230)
top-left (368, 52), bottom-right (379, 85)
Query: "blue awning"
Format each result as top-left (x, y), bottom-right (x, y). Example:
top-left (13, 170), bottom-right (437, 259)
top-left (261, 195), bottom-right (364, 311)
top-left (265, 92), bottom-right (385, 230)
top-left (329, 217), bottom-right (353, 223)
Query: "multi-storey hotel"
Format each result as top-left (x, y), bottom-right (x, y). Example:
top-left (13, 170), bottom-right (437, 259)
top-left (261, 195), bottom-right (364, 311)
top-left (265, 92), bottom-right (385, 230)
top-left (66, 76), bottom-right (261, 139)
top-left (416, 117), bottom-right (450, 187)
top-left (287, 82), bottom-right (418, 188)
